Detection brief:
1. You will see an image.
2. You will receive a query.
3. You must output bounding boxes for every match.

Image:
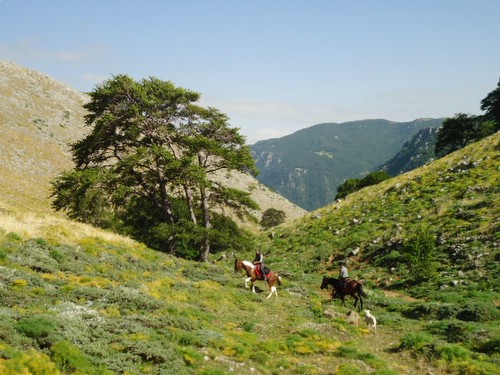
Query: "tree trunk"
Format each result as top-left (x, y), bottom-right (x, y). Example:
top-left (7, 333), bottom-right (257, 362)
top-left (183, 185), bottom-right (198, 225)
top-left (157, 165), bottom-right (177, 255)
top-left (199, 186), bottom-right (211, 262)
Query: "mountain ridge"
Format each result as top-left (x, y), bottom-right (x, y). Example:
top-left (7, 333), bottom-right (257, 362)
top-left (251, 118), bottom-right (444, 210)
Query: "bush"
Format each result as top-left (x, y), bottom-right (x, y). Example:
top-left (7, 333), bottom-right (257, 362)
top-left (401, 226), bottom-right (437, 282)
top-left (15, 316), bottom-right (57, 340)
top-left (50, 340), bottom-right (110, 374)
top-left (425, 320), bottom-right (474, 344)
top-left (456, 301), bottom-right (499, 322)
top-left (260, 208), bottom-right (286, 229)
top-left (435, 343), bottom-right (471, 362)
top-left (475, 338), bottom-right (500, 355)
top-left (398, 332), bottom-right (433, 351)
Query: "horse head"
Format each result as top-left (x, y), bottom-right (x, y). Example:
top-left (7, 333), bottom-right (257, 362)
top-left (234, 258), bottom-right (241, 273)
top-left (320, 276), bottom-right (331, 290)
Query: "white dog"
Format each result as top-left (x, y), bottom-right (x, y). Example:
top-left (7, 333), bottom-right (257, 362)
top-left (363, 310), bottom-right (377, 333)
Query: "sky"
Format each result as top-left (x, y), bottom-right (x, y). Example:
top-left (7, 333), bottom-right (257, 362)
top-left (1, 0), bottom-right (499, 144)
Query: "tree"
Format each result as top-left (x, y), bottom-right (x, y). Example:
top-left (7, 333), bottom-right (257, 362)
top-left (52, 75), bottom-right (258, 261)
top-left (480, 77), bottom-right (500, 127)
top-left (435, 80), bottom-right (500, 158)
top-left (177, 106), bottom-right (259, 261)
top-left (260, 208), bottom-right (286, 229)
top-left (335, 171), bottom-right (390, 200)
top-left (434, 113), bottom-right (486, 157)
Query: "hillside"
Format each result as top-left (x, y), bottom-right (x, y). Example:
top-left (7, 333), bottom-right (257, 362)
top-left (251, 118), bottom-right (444, 210)
top-left (0, 60), bottom-right (306, 226)
top-left (0, 61), bottom-right (88, 212)
top-left (0, 132), bottom-right (497, 374)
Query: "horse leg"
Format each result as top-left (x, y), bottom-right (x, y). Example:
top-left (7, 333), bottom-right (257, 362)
top-left (267, 286), bottom-right (277, 298)
top-left (244, 277), bottom-right (252, 289)
top-left (266, 279), bottom-right (278, 298)
top-left (353, 295), bottom-right (359, 309)
top-left (359, 294), bottom-right (363, 310)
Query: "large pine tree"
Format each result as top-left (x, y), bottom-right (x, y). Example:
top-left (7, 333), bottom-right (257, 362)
top-left (52, 75), bottom-right (258, 260)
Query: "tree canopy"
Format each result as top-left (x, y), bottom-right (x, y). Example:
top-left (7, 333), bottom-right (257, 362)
top-left (52, 75), bottom-right (258, 261)
top-left (480, 77), bottom-right (500, 126)
top-left (435, 79), bottom-right (499, 157)
top-left (335, 170), bottom-right (391, 200)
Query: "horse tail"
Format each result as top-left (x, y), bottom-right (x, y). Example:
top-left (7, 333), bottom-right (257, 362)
top-left (278, 275), bottom-right (282, 286)
top-left (234, 258), bottom-right (239, 273)
top-left (358, 283), bottom-right (368, 298)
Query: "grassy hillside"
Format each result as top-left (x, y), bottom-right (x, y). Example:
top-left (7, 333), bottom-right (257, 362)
top-left (0, 133), bottom-right (498, 374)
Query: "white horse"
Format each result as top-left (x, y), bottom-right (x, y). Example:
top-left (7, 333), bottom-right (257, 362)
top-left (234, 259), bottom-right (281, 298)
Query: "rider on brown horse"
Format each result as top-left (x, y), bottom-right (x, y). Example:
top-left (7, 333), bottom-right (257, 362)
top-left (338, 261), bottom-right (349, 294)
top-left (253, 250), bottom-right (270, 279)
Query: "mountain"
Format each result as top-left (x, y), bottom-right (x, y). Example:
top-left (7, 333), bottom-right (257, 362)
top-left (377, 126), bottom-right (439, 176)
top-left (0, 132), bottom-right (497, 374)
top-left (251, 118), bottom-right (444, 210)
top-left (0, 60), bottom-right (306, 226)
top-left (0, 60), bottom-right (89, 212)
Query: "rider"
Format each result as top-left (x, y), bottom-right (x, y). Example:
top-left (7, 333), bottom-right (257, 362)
top-left (253, 250), bottom-right (269, 279)
top-left (338, 261), bottom-right (349, 291)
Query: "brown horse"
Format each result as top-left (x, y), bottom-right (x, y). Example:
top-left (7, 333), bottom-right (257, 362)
top-left (320, 276), bottom-right (367, 310)
top-left (234, 259), bottom-right (282, 298)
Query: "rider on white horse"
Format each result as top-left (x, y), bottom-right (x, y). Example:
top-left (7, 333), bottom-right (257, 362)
top-left (253, 250), bottom-right (269, 279)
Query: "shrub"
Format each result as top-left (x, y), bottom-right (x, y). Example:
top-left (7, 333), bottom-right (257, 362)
top-left (51, 341), bottom-right (97, 374)
top-left (398, 332), bottom-right (433, 351)
top-left (336, 363), bottom-right (364, 375)
top-left (456, 302), bottom-right (499, 322)
top-left (400, 226), bottom-right (437, 282)
top-left (435, 343), bottom-right (471, 362)
top-left (425, 320), bottom-right (474, 344)
top-left (475, 338), bottom-right (500, 355)
top-left (260, 208), bottom-right (286, 229)
top-left (15, 316), bottom-right (57, 340)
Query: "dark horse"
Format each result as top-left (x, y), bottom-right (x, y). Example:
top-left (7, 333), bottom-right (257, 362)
top-left (234, 259), bottom-right (282, 298)
top-left (320, 276), bottom-right (367, 310)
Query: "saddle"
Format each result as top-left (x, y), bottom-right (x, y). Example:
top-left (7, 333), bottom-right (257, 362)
top-left (255, 265), bottom-right (270, 279)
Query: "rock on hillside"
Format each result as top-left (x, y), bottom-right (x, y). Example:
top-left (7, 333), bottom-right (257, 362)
top-left (0, 61), bottom-right (306, 225)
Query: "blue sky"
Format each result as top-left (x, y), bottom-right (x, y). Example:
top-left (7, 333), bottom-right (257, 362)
top-left (1, 0), bottom-right (499, 144)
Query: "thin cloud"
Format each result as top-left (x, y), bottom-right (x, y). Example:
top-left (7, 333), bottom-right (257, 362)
top-left (0, 39), bottom-right (108, 64)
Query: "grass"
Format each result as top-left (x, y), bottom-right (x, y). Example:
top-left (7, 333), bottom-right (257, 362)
top-left (0, 135), bottom-right (498, 374)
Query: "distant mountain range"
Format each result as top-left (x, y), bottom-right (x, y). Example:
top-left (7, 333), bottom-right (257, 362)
top-left (251, 118), bottom-right (444, 210)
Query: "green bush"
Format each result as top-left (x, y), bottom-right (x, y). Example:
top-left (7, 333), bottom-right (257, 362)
top-left (435, 343), bottom-right (471, 362)
top-left (51, 340), bottom-right (96, 373)
top-left (475, 338), bottom-right (500, 355)
top-left (15, 316), bottom-right (57, 340)
top-left (400, 226), bottom-right (437, 282)
top-left (425, 320), bottom-right (474, 344)
top-left (398, 332), bottom-right (433, 351)
top-left (456, 301), bottom-right (499, 322)
top-left (260, 208), bottom-right (286, 229)
top-left (336, 363), bottom-right (364, 375)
